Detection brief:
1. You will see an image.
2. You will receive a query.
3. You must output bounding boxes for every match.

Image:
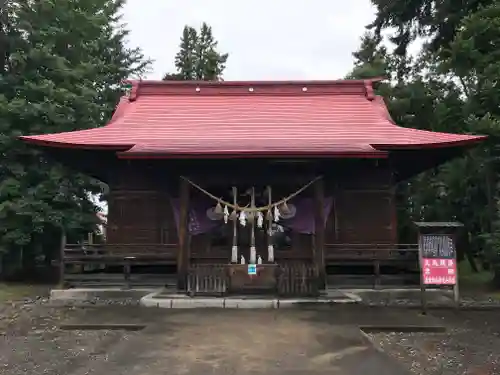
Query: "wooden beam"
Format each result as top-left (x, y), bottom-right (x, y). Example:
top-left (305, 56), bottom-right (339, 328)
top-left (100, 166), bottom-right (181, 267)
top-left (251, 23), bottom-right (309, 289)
top-left (177, 178), bottom-right (190, 290)
top-left (314, 178), bottom-right (326, 289)
top-left (333, 182), bottom-right (339, 242)
top-left (390, 187), bottom-right (398, 244)
top-left (179, 173), bottom-right (318, 187)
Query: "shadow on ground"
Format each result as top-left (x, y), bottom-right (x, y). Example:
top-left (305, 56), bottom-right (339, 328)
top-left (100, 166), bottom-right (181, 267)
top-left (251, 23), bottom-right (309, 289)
top-left (1, 302), bottom-right (452, 375)
top-left (50, 305), bottom-right (432, 375)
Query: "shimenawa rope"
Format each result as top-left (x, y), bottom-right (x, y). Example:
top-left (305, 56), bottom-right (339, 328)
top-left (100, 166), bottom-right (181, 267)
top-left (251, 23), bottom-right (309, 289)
top-left (180, 175), bottom-right (322, 212)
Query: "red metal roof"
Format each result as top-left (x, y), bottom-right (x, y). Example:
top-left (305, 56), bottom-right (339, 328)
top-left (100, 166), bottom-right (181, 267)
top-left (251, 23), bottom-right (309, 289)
top-left (20, 79), bottom-right (486, 158)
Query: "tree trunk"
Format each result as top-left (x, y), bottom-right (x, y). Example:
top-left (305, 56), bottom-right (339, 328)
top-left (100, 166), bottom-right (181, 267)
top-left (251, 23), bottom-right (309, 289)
top-left (492, 267), bottom-right (500, 288)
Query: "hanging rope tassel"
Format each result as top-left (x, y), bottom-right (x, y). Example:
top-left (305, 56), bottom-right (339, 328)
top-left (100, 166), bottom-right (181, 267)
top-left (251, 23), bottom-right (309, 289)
top-left (231, 245), bottom-right (238, 263)
top-left (223, 205), bottom-right (230, 224)
top-left (268, 244), bottom-right (274, 263)
top-left (267, 186), bottom-right (274, 262)
top-left (249, 186), bottom-right (256, 264)
top-left (250, 245), bottom-right (256, 264)
top-left (231, 186), bottom-right (238, 263)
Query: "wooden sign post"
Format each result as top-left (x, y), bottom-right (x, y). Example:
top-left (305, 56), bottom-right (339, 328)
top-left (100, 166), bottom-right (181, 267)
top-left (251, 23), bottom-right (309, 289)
top-left (415, 222), bottom-right (463, 313)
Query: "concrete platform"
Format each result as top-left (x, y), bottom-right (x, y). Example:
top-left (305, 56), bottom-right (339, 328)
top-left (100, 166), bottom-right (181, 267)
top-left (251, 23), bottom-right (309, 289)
top-left (348, 287), bottom-right (456, 306)
top-left (140, 289), bottom-right (360, 308)
top-left (48, 286), bottom-right (458, 309)
top-left (50, 287), bottom-right (157, 302)
top-left (49, 287), bottom-right (364, 308)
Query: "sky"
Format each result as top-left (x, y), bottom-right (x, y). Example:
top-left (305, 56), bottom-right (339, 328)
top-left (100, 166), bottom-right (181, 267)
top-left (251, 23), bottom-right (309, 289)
top-left (121, 0), bottom-right (378, 81)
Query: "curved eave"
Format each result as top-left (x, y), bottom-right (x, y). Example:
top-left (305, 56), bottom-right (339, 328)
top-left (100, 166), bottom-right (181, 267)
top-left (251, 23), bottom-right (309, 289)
top-left (19, 135), bottom-right (487, 157)
top-left (373, 135), bottom-right (488, 151)
top-left (19, 135), bottom-right (133, 151)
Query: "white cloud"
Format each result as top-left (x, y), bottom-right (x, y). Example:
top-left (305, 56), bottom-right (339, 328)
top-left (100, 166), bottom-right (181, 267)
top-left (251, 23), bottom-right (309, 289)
top-left (121, 0), bottom-right (376, 80)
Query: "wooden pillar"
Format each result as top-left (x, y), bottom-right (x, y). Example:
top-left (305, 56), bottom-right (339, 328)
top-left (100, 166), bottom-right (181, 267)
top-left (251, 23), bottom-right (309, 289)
top-left (314, 178), bottom-right (326, 289)
top-left (177, 178), bottom-right (190, 290)
top-left (333, 182), bottom-right (339, 242)
top-left (59, 230), bottom-right (66, 287)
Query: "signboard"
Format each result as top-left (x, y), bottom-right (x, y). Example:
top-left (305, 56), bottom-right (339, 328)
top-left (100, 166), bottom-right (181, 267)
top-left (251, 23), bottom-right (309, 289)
top-left (247, 264), bottom-right (257, 276)
top-left (422, 258), bottom-right (457, 285)
top-left (419, 234), bottom-right (457, 285)
top-left (420, 234), bottom-right (455, 258)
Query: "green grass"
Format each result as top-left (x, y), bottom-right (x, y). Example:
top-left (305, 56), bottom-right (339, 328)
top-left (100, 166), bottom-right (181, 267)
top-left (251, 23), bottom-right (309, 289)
top-left (458, 260), bottom-right (494, 289)
top-left (0, 283), bottom-right (47, 302)
top-left (457, 260), bottom-right (500, 299)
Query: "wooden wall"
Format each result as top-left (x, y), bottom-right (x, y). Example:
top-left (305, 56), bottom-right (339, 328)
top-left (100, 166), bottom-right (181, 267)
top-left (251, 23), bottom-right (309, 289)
top-left (325, 163), bottom-right (396, 245)
top-left (104, 160), bottom-right (396, 257)
top-left (105, 164), bottom-right (178, 246)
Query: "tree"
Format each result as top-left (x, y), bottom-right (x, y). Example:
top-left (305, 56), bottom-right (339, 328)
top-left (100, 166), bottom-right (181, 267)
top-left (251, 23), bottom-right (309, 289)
top-left (368, 0), bottom-right (495, 55)
top-left (347, 32), bottom-right (388, 79)
top-left (0, 0), bottom-right (150, 277)
top-left (444, 2), bottom-right (500, 280)
top-left (361, 0), bottom-right (500, 283)
top-left (163, 22), bottom-right (228, 81)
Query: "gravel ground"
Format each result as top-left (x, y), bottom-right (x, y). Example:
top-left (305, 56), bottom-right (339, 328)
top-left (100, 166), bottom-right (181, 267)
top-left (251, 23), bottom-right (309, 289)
top-left (356, 288), bottom-right (500, 308)
top-left (0, 291), bottom-right (145, 375)
top-left (369, 310), bottom-right (500, 375)
top-left (2, 286), bottom-right (500, 375)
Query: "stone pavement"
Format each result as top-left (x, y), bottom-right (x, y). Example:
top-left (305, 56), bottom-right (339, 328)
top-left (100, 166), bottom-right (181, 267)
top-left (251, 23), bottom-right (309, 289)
top-left (62, 305), bottom-right (434, 374)
top-left (140, 289), bottom-right (360, 308)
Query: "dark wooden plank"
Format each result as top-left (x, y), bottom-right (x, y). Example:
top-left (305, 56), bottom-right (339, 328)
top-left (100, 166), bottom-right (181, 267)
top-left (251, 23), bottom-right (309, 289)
top-left (63, 243), bottom-right (178, 267)
top-left (314, 178), bottom-right (326, 288)
top-left (64, 259), bottom-right (175, 265)
top-left (177, 178), bottom-right (190, 290)
top-left (64, 252), bottom-right (176, 258)
top-left (64, 273), bottom-right (168, 281)
top-left (64, 243), bottom-right (178, 252)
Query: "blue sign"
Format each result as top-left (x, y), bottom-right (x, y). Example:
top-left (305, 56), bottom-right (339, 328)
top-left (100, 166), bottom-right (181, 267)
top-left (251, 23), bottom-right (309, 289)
top-left (248, 264), bottom-right (257, 275)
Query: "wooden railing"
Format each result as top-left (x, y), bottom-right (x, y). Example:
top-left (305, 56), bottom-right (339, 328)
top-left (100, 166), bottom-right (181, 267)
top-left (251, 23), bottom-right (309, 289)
top-left (59, 242), bottom-right (420, 289)
top-left (61, 243), bottom-right (177, 287)
top-left (186, 263), bottom-right (319, 297)
top-left (325, 243), bottom-right (419, 289)
top-left (63, 243), bottom-right (177, 264)
top-left (277, 263), bottom-right (319, 297)
top-left (187, 264), bottom-right (228, 296)
top-left (325, 243), bottom-right (418, 261)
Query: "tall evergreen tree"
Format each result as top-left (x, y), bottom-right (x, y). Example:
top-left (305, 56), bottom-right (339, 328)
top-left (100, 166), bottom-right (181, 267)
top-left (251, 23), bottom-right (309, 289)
top-left (347, 32), bottom-right (388, 79)
top-left (163, 22), bottom-right (228, 81)
top-left (0, 0), bottom-right (149, 276)
top-left (369, 0), bottom-right (495, 55)
top-left (358, 0), bottom-right (500, 282)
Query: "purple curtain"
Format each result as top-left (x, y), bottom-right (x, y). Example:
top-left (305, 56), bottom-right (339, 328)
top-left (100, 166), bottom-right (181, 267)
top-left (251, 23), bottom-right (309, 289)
top-left (282, 197), bottom-right (333, 234)
top-left (170, 198), bottom-right (219, 235)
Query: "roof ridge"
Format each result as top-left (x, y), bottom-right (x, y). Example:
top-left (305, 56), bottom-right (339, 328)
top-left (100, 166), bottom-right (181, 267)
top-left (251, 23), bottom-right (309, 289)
top-left (125, 78), bottom-right (384, 86)
top-left (122, 78), bottom-right (385, 99)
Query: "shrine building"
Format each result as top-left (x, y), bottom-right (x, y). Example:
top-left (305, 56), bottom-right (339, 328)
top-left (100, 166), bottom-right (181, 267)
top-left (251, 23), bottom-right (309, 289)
top-left (20, 79), bottom-right (485, 295)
